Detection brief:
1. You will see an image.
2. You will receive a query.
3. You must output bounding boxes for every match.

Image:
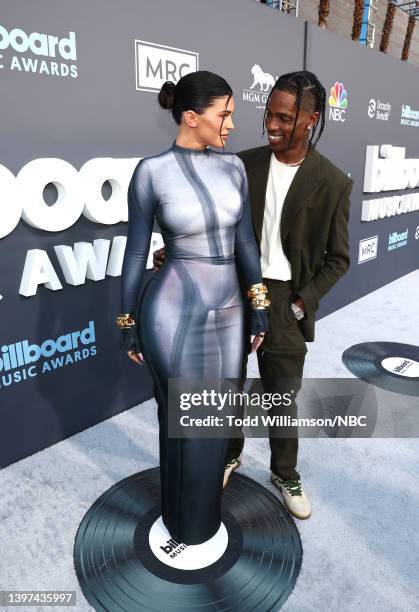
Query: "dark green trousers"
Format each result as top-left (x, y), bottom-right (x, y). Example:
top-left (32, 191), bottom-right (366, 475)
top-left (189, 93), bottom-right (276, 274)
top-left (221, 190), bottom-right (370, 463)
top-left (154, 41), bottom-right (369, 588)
top-left (226, 279), bottom-right (307, 481)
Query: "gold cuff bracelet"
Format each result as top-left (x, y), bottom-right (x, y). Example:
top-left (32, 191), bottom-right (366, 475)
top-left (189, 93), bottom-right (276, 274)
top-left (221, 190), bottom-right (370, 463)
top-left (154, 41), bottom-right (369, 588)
top-left (116, 313), bottom-right (136, 329)
top-left (247, 283), bottom-right (268, 299)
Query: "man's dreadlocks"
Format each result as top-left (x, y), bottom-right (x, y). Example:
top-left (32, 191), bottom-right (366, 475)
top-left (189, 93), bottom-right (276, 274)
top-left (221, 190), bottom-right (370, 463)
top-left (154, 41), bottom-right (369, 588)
top-left (263, 70), bottom-right (326, 150)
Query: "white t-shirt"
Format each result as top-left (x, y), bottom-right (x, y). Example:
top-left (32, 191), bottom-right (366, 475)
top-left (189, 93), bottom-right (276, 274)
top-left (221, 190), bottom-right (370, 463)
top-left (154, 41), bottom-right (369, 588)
top-left (260, 153), bottom-right (300, 280)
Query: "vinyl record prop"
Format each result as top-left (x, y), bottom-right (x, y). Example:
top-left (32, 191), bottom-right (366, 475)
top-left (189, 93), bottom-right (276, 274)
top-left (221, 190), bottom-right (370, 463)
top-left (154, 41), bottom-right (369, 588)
top-left (74, 467), bottom-right (302, 611)
top-left (342, 342), bottom-right (419, 396)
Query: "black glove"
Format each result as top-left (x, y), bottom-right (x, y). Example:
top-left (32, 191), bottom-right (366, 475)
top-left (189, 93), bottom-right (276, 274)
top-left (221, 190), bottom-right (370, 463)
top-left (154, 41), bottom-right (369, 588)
top-left (250, 308), bottom-right (269, 336)
top-left (120, 326), bottom-right (141, 354)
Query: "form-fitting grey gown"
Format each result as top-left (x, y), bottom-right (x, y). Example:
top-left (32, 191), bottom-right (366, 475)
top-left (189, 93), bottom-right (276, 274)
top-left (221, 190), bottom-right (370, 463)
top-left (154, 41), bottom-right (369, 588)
top-left (121, 142), bottom-right (267, 545)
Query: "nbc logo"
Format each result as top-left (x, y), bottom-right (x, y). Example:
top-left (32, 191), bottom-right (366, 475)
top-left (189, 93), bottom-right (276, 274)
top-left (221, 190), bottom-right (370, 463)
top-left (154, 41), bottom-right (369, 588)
top-left (328, 81), bottom-right (347, 122)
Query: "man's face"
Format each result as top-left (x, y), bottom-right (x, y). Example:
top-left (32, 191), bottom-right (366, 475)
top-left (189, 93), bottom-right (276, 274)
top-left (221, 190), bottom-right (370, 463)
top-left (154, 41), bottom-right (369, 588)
top-left (265, 88), bottom-right (317, 153)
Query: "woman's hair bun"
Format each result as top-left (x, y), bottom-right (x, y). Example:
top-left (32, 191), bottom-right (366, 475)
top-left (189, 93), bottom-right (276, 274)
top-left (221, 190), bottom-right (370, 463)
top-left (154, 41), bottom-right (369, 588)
top-left (158, 81), bottom-right (176, 110)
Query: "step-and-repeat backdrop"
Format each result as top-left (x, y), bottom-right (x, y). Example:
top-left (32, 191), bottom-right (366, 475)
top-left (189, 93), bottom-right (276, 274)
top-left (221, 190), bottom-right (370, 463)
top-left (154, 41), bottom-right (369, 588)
top-left (0, 0), bottom-right (418, 466)
top-left (307, 24), bottom-right (419, 316)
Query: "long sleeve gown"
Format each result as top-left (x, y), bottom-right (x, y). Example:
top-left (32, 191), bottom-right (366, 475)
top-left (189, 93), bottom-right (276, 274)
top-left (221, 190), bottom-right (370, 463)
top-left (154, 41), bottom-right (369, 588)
top-left (121, 142), bottom-right (267, 545)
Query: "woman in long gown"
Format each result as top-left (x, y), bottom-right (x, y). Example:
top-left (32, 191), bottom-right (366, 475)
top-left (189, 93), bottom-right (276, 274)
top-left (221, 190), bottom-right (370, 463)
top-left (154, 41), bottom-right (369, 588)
top-left (117, 71), bottom-right (269, 545)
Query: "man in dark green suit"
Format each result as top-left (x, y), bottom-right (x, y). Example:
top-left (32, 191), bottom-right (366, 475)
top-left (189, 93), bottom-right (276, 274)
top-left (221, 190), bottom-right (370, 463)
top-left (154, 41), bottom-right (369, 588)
top-left (224, 71), bottom-right (352, 520)
top-left (154, 70), bottom-right (352, 521)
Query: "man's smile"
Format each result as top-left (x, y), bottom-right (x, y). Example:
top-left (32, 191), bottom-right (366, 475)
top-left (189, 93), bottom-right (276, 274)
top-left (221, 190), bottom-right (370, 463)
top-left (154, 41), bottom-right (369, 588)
top-left (268, 134), bottom-right (285, 143)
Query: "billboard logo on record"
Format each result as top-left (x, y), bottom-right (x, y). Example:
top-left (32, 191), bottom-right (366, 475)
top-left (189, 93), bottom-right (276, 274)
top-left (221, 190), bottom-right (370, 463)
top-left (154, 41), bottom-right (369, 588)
top-left (149, 516), bottom-right (228, 570)
top-left (160, 538), bottom-right (188, 557)
top-left (381, 357), bottom-right (419, 377)
top-left (135, 40), bottom-right (198, 93)
top-left (0, 24), bottom-right (78, 78)
top-left (328, 81), bottom-right (347, 122)
top-left (242, 64), bottom-right (277, 110)
top-left (358, 236), bottom-right (378, 263)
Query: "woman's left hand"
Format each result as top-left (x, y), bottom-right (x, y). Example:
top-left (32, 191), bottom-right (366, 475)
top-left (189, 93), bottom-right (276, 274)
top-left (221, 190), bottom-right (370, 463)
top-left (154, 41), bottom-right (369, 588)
top-left (250, 333), bottom-right (265, 353)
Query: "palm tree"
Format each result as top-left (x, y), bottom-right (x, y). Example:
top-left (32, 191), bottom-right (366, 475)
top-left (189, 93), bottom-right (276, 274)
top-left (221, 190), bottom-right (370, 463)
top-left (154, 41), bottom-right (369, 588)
top-left (401, 11), bottom-right (417, 61)
top-left (352, 0), bottom-right (365, 40)
top-left (318, 0), bottom-right (330, 28)
top-left (380, 1), bottom-right (397, 53)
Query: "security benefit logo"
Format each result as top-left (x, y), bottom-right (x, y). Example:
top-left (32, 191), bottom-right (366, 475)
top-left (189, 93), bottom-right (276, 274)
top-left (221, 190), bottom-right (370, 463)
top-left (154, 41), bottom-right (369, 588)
top-left (358, 235), bottom-right (378, 264)
top-left (368, 98), bottom-right (391, 121)
top-left (0, 23), bottom-right (77, 78)
top-left (242, 64), bottom-right (277, 110)
top-left (328, 81), bottom-right (347, 122)
top-left (0, 321), bottom-right (96, 391)
top-left (135, 40), bottom-right (198, 92)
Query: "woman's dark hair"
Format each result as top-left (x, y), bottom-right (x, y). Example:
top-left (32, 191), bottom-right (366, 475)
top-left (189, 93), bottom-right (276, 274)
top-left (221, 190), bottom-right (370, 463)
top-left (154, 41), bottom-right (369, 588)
top-left (263, 70), bottom-right (326, 149)
top-left (158, 70), bottom-right (233, 125)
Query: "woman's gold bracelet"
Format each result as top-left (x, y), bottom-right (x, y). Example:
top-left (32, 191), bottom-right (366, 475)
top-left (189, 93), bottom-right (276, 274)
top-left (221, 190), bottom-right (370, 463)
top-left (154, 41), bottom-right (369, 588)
top-left (247, 283), bottom-right (268, 299)
top-left (116, 313), bottom-right (136, 329)
top-left (251, 297), bottom-right (270, 310)
top-left (247, 283), bottom-right (270, 310)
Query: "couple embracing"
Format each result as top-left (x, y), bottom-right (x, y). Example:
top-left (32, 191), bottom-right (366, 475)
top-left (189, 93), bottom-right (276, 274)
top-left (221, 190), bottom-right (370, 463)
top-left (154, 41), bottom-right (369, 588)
top-left (117, 69), bottom-right (352, 545)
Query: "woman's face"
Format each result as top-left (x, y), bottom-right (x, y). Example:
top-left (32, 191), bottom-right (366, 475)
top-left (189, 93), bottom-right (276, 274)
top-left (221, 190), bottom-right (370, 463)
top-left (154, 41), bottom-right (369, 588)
top-left (193, 95), bottom-right (235, 148)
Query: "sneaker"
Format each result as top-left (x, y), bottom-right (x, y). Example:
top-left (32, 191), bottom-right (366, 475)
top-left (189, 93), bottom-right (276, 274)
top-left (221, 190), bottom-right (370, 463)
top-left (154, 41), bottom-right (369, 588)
top-left (222, 456), bottom-right (242, 489)
top-left (270, 473), bottom-right (311, 519)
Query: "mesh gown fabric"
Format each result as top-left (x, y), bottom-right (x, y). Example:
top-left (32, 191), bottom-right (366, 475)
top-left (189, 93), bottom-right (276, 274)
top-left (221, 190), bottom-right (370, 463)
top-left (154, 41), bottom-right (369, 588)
top-left (121, 142), bottom-right (267, 544)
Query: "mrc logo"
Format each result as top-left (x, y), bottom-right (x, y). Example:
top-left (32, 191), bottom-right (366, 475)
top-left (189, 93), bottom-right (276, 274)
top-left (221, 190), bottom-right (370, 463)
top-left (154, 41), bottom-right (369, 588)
top-left (358, 235), bottom-right (378, 264)
top-left (328, 81), bottom-right (348, 123)
top-left (135, 40), bottom-right (198, 93)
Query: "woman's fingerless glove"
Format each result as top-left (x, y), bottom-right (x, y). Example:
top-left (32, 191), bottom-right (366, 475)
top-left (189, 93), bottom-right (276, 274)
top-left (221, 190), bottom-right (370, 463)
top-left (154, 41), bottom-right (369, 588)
top-left (116, 313), bottom-right (141, 354)
top-left (250, 308), bottom-right (269, 336)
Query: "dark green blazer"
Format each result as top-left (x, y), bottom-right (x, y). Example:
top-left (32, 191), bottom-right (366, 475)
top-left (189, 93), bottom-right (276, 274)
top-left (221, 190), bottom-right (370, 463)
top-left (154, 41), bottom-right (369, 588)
top-left (237, 145), bottom-right (353, 342)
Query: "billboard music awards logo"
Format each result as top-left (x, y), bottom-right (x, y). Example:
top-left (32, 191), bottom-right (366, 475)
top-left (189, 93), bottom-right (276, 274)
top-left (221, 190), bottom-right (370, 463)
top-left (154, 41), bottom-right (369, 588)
top-left (148, 516), bottom-right (228, 570)
top-left (328, 81), bottom-right (347, 122)
top-left (381, 357), bottom-right (419, 377)
top-left (242, 64), bottom-right (277, 110)
top-left (400, 104), bottom-right (419, 128)
top-left (358, 235), bottom-right (378, 264)
top-left (368, 98), bottom-right (391, 121)
top-left (388, 228), bottom-right (408, 251)
top-left (0, 23), bottom-right (78, 78)
top-left (0, 157), bottom-right (164, 300)
top-left (160, 537), bottom-right (188, 558)
top-left (135, 40), bottom-right (198, 93)
top-left (0, 321), bottom-right (96, 390)
top-left (361, 145), bottom-right (419, 222)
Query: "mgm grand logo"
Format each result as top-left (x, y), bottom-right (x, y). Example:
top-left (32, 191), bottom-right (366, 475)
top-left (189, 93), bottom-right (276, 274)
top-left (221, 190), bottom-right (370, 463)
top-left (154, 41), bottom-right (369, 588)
top-left (242, 64), bottom-right (277, 110)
